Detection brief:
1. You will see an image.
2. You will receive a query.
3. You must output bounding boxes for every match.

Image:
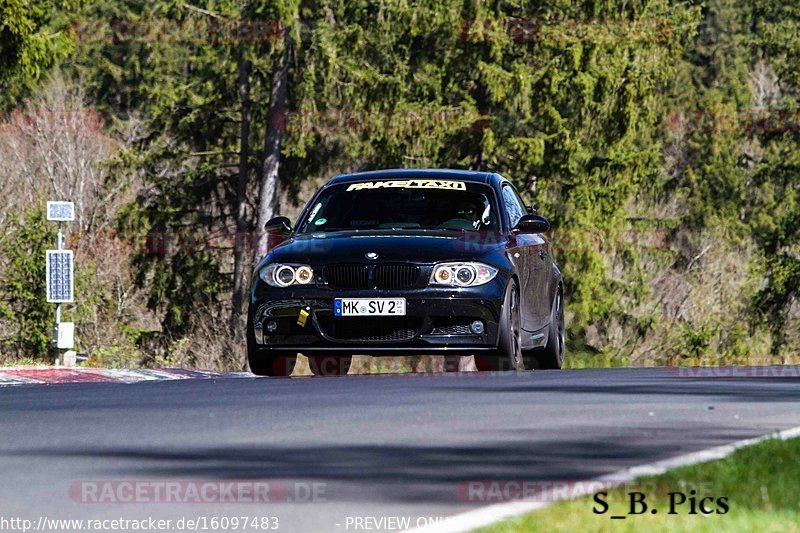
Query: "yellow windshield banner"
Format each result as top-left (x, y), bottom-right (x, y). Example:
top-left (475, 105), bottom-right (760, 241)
top-left (346, 180), bottom-right (467, 192)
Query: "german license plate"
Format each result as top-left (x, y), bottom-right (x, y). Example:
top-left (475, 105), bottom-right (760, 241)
top-left (334, 298), bottom-right (406, 317)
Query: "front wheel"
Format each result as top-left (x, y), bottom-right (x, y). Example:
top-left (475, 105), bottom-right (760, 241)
top-left (308, 355), bottom-right (352, 376)
top-left (526, 287), bottom-right (565, 370)
top-left (475, 280), bottom-right (524, 372)
top-left (247, 312), bottom-right (298, 376)
top-left (248, 350), bottom-right (298, 377)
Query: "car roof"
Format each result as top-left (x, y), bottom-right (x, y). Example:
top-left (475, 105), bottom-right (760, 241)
top-left (325, 168), bottom-right (499, 186)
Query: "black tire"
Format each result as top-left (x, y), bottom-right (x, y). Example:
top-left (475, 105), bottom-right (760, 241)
top-left (249, 351), bottom-right (298, 377)
top-left (475, 280), bottom-right (524, 372)
top-left (247, 311), bottom-right (297, 376)
top-left (444, 355), bottom-right (463, 372)
top-left (308, 355), bottom-right (352, 376)
top-left (527, 287), bottom-right (565, 370)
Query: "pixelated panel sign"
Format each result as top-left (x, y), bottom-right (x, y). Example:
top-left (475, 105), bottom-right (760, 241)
top-left (47, 201), bottom-right (75, 222)
top-left (46, 250), bottom-right (74, 303)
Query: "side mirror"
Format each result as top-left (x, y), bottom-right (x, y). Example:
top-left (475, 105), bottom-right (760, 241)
top-left (526, 205), bottom-right (535, 214)
top-left (514, 214), bottom-right (550, 234)
top-left (265, 216), bottom-right (292, 234)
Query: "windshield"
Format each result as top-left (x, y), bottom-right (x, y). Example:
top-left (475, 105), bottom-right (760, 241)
top-left (297, 180), bottom-right (500, 234)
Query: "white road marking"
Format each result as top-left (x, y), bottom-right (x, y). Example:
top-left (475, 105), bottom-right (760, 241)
top-left (92, 369), bottom-right (169, 383)
top-left (404, 425), bottom-right (800, 533)
top-left (0, 375), bottom-right (44, 386)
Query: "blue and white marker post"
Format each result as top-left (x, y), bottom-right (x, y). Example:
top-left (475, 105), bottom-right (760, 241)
top-left (46, 201), bottom-right (76, 366)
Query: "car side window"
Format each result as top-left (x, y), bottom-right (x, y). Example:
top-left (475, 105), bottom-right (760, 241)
top-left (502, 184), bottom-right (526, 228)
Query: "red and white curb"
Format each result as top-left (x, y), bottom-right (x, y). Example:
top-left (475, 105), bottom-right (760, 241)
top-left (0, 367), bottom-right (252, 386)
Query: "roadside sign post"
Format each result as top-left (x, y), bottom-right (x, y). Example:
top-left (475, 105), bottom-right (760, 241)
top-left (46, 202), bottom-right (76, 365)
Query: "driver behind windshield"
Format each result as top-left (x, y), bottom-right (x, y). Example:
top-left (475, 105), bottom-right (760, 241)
top-left (299, 183), bottom-right (498, 233)
top-left (438, 200), bottom-right (483, 230)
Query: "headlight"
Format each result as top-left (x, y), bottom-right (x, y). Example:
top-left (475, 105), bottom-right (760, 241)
top-left (430, 262), bottom-right (498, 287)
top-left (259, 263), bottom-right (315, 287)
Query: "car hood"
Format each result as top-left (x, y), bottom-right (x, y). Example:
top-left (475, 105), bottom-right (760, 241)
top-left (262, 230), bottom-right (506, 267)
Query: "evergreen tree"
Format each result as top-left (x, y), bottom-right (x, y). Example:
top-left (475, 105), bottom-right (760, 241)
top-left (0, 0), bottom-right (78, 109)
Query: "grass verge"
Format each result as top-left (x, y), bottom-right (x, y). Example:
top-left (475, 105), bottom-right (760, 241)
top-left (479, 436), bottom-right (800, 532)
top-left (0, 357), bottom-right (43, 367)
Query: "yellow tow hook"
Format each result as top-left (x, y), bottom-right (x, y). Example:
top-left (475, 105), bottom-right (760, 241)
top-left (297, 307), bottom-right (310, 327)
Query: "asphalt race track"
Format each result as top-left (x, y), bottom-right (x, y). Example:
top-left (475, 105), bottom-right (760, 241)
top-left (1, 366), bottom-right (799, 532)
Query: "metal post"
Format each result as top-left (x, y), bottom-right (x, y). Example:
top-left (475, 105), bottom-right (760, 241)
top-left (53, 222), bottom-right (64, 365)
top-left (46, 202), bottom-right (76, 366)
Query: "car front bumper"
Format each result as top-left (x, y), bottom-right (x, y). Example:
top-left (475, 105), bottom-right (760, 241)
top-left (249, 281), bottom-right (506, 356)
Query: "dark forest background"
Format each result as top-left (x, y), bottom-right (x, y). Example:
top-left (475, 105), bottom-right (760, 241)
top-left (1, 0), bottom-right (799, 370)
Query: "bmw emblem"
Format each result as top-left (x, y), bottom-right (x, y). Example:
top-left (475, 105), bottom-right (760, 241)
top-left (365, 252), bottom-right (379, 260)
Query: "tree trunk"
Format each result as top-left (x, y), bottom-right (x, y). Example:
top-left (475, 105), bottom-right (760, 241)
top-left (253, 36), bottom-right (290, 264)
top-left (231, 43), bottom-right (252, 326)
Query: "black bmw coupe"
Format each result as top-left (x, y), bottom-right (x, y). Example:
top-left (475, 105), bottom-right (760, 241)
top-left (247, 169), bottom-right (564, 376)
